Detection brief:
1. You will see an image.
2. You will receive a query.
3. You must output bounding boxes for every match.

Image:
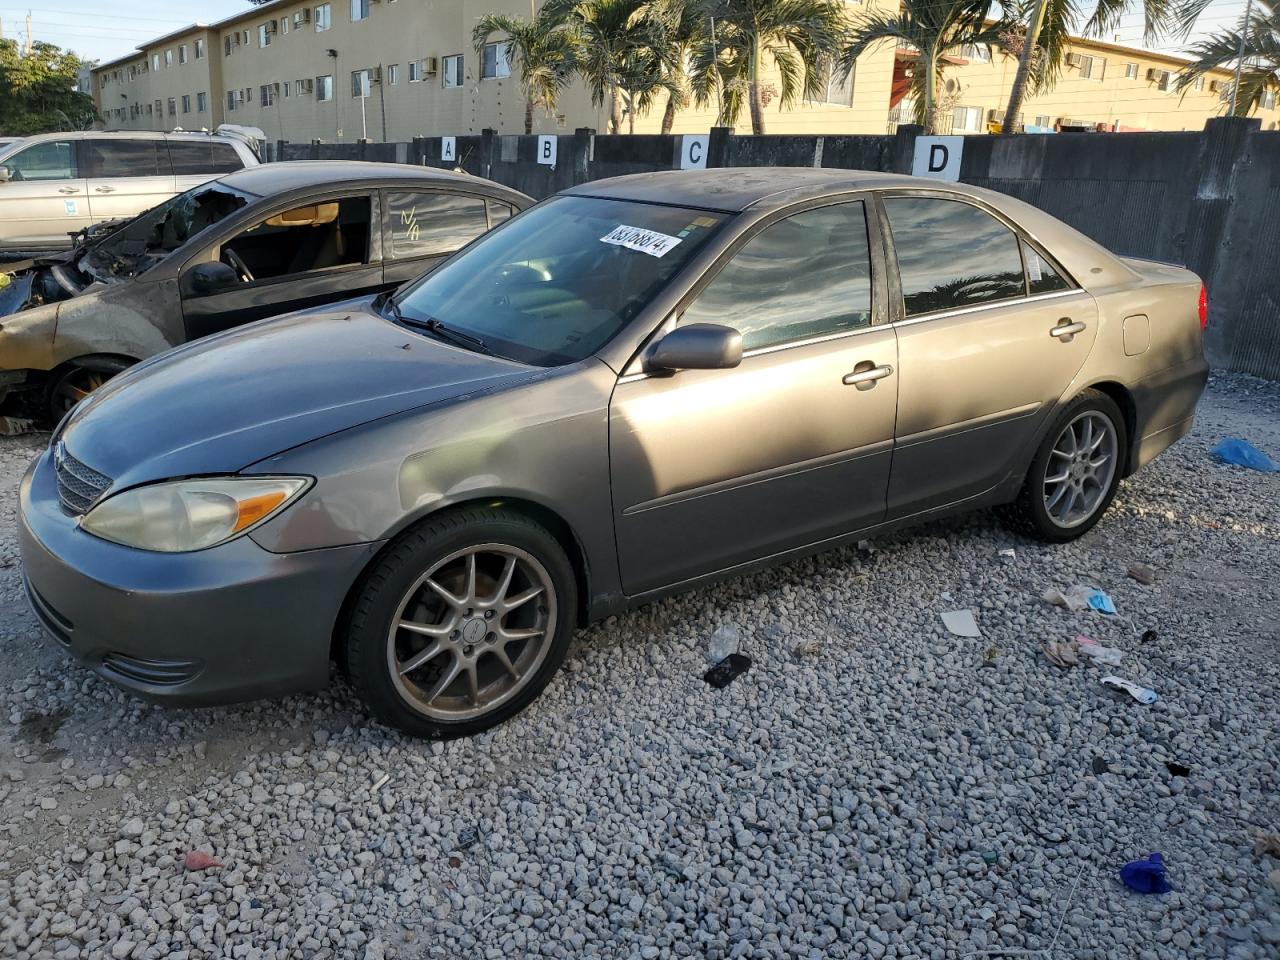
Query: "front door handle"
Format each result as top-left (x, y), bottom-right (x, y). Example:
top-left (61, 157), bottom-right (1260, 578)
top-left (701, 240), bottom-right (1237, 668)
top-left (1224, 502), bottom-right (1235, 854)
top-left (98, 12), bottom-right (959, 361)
top-left (842, 363), bottom-right (894, 389)
top-left (57, 187), bottom-right (79, 195)
top-left (94, 186), bottom-right (116, 194)
top-left (1050, 319), bottom-right (1086, 342)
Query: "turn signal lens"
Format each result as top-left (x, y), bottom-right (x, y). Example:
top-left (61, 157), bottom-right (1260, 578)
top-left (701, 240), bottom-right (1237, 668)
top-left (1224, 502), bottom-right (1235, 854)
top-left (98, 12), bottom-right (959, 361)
top-left (1198, 285), bottom-right (1208, 330)
top-left (81, 477), bottom-right (310, 552)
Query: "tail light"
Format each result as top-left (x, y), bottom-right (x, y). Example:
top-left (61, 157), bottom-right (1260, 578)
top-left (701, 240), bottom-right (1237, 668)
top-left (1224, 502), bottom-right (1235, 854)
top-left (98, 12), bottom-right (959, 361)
top-left (1198, 285), bottom-right (1208, 330)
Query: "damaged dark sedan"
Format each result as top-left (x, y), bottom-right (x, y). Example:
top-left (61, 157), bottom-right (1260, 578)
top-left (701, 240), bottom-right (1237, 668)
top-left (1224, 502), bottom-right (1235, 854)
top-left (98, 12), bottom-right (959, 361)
top-left (0, 161), bottom-right (530, 420)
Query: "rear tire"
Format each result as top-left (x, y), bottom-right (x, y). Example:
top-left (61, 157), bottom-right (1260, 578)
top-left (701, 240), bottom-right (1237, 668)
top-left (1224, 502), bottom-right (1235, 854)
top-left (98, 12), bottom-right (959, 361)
top-left (1012, 389), bottom-right (1127, 543)
top-left (345, 508), bottom-right (577, 739)
top-left (45, 357), bottom-right (132, 425)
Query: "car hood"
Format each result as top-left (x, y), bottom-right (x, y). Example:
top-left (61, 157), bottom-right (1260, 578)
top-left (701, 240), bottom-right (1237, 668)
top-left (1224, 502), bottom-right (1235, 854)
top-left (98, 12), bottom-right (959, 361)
top-left (60, 300), bottom-right (534, 489)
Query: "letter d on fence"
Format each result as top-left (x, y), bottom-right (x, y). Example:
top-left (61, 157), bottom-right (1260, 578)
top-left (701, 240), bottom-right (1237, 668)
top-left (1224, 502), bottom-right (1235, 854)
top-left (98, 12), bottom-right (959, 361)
top-left (537, 135), bottom-right (557, 167)
top-left (911, 136), bottom-right (963, 181)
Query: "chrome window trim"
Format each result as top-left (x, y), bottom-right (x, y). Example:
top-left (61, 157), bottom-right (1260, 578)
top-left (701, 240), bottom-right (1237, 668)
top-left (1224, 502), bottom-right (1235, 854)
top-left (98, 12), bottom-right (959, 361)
top-left (894, 288), bottom-right (1083, 328)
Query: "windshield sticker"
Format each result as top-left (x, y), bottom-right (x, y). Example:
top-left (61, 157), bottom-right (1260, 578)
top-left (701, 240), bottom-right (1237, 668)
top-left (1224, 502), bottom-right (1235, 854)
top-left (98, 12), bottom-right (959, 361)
top-left (600, 224), bottom-right (683, 258)
top-left (691, 216), bottom-right (717, 228)
top-left (64, 200), bottom-right (78, 216)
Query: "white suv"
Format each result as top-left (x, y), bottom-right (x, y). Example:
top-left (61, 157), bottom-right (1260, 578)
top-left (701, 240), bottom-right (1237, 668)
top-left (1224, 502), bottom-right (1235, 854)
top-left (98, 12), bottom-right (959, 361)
top-left (0, 129), bottom-right (260, 252)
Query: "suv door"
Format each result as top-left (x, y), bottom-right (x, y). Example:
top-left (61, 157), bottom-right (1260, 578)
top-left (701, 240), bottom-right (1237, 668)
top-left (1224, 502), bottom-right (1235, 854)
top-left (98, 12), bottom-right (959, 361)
top-left (178, 192), bottom-right (383, 341)
top-left (0, 139), bottom-right (90, 249)
top-left (880, 193), bottom-right (1098, 516)
top-left (382, 190), bottom-right (511, 285)
top-left (169, 140), bottom-right (248, 193)
top-left (82, 139), bottom-right (178, 224)
top-left (610, 199), bottom-right (898, 595)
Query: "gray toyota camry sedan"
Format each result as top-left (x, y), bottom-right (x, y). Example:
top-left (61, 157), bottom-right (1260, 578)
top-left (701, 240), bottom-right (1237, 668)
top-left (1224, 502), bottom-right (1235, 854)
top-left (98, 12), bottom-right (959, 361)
top-left (19, 168), bottom-right (1208, 738)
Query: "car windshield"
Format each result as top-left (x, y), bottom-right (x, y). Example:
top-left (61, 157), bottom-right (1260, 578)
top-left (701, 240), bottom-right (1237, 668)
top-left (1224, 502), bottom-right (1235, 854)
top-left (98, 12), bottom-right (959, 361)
top-left (79, 183), bottom-right (255, 283)
top-left (393, 196), bottom-right (728, 365)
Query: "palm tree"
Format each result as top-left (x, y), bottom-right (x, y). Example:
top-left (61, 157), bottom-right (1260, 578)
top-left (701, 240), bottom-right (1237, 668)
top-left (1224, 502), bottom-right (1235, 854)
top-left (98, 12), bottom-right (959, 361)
top-left (559, 0), bottom-right (652, 133)
top-left (1175, 8), bottom-right (1280, 116)
top-left (1001, 0), bottom-right (1178, 133)
top-left (473, 9), bottom-right (578, 134)
top-left (838, 0), bottom-right (1004, 134)
top-left (686, 0), bottom-right (848, 135)
top-left (641, 0), bottom-right (699, 133)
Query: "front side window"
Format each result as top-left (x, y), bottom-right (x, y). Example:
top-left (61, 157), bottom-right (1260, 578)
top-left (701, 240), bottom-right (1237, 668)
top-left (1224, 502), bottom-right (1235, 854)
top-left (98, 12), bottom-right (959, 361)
top-left (482, 41), bottom-right (512, 79)
top-left (2, 141), bottom-right (77, 181)
top-left (394, 196), bottom-right (726, 366)
top-left (221, 197), bottom-right (371, 283)
top-left (885, 197), bottom-right (1026, 317)
top-left (315, 3), bottom-right (332, 30)
top-left (317, 75), bottom-right (334, 102)
top-left (443, 54), bottom-right (463, 89)
top-left (680, 202), bottom-right (873, 351)
top-left (84, 140), bottom-right (165, 178)
top-left (387, 191), bottom-right (489, 259)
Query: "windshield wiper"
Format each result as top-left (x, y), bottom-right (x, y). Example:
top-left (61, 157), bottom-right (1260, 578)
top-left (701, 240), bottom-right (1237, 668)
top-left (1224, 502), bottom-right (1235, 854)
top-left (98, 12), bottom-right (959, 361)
top-left (389, 302), bottom-right (490, 354)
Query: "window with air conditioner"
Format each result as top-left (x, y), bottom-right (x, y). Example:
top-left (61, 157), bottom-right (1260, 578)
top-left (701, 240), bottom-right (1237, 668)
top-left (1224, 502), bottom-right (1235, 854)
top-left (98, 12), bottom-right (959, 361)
top-left (259, 24), bottom-right (273, 47)
top-left (315, 3), bottom-right (332, 31)
top-left (443, 54), bottom-right (463, 88)
top-left (951, 105), bottom-right (983, 133)
top-left (409, 60), bottom-right (422, 82)
top-left (352, 69), bottom-right (372, 98)
top-left (481, 41), bottom-right (511, 79)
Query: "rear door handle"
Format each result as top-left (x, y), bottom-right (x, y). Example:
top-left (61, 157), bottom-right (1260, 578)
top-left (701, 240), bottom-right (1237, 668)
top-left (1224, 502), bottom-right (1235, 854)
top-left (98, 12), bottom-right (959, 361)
top-left (843, 363), bottom-right (894, 389)
top-left (57, 187), bottom-right (78, 195)
top-left (1050, 319), bottom-right (1086, 342)
top-left (94, 186), bottom-right (116, 194)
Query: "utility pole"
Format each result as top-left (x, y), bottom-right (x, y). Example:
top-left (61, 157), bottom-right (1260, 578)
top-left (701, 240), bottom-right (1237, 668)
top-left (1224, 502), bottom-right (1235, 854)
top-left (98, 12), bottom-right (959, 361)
top-left (24, 10), bottom-right (32, 55)
top-left (1230, 0), bottom-right (1256, 116)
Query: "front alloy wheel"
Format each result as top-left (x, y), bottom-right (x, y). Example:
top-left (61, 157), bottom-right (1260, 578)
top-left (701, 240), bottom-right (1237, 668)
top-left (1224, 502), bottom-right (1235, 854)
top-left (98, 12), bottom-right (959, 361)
top-left (346, 508), bottom-right (577, 739)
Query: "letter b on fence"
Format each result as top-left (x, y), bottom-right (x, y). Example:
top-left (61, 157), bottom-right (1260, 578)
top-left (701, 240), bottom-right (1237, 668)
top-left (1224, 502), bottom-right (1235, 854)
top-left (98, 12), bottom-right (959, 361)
top-left (537, 135), bottom-right (557, 166)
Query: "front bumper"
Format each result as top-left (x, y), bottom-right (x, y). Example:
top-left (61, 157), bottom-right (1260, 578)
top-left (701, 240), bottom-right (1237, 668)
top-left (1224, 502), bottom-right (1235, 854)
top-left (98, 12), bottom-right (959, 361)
top-left (18, 449), bottom-right (382, 706)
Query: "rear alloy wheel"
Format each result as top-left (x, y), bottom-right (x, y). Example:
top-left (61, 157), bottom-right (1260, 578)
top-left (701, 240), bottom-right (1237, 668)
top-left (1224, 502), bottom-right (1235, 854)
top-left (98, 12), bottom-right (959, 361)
top-left (46, 358), bottom-right (131, 424)
top-left (345, 509), bottom-right (576, 739)
top-left (1014, 389), bottom-right (1127, 542)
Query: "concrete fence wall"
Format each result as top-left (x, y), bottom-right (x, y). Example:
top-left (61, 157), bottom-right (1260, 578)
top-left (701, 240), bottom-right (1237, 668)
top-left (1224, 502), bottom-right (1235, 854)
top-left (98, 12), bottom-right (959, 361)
top-left (263, 118), bottom-right (1280, 380)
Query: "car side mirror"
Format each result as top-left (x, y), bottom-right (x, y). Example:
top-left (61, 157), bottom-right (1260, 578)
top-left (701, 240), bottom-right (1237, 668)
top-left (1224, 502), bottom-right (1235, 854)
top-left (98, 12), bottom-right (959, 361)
top-left (186, 260), bottom-right (238, 296)
top-left (0, 166), bottom-right (11, 184)
top-left (647, 323), bottom-right (743, 373)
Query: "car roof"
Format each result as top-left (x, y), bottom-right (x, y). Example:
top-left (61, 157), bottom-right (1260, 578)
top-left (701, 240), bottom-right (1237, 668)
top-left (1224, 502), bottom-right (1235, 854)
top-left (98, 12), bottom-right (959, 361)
top-left (7, 131), bottom-right (241, 144)
top-left (217, 160), bottom-right (526, 199)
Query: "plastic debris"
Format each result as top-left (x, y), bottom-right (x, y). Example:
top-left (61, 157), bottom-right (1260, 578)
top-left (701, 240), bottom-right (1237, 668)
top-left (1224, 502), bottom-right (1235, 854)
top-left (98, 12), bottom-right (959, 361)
top-left (704, 653), bottom-right (752, 689)
top-left (856, 539), bottom-right (875, 553)
top-left (456, 827), bottom-right (479, 850)
top-left (1211, 437), bottom-right (1279, 473)
top-left (0, 416), bottom-right (35, 437)
top-left (1127, 562), bottom-right (1156, 586)
top-left (982, 646), bottom-right (1000, 667)
top-left (998, 548), bottom-right (1016, 560)
top-left (1042, 584), bottom-right (1093, 612)
top-left (1120, 852), bottom-right (1173, 894)
top-left (1140, 629), bottom-right (1158, 644)
top-left (1091, 756), bottom-right (1111, 775)
top-left (183, 850), bottom-right (223, 871)
top-left (1086, 589), bottom-right (1117, 615)
top-left (940, 609), bottom-right (981, 638)
top-left (791, 638), bottom-right (823, 658)
top-left (1101, 675), bottom-right (1158, 704)
top-left (1079, 643), bottom-right (1125, 666)
top-left (1164, 761), bottom-right (1190, 777)
top-left (1042, 640), bottom-right (1078, 668)
top-left (707, 624), bottom-right (741, 662)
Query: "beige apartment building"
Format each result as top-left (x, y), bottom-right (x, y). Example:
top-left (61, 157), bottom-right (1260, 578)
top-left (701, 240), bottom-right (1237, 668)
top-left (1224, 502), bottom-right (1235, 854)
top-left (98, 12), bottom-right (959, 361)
top-left (92, 0), bottom-right (1279, 142)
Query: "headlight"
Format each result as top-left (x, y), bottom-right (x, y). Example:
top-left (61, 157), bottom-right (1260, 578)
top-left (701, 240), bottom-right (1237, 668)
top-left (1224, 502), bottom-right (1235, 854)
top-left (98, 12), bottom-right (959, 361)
top-left (80, 476), bottom-right (311, 552)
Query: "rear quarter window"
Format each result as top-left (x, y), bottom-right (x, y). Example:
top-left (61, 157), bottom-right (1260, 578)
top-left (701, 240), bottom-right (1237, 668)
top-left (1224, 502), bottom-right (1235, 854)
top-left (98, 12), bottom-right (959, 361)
top-left (169, 141), bottom-right (245, 175)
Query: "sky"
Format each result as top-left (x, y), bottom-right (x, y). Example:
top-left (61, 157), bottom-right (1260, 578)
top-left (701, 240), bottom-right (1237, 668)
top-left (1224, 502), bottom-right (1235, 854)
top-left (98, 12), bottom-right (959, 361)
top-left (0, 0), bottom-right (1257, 66)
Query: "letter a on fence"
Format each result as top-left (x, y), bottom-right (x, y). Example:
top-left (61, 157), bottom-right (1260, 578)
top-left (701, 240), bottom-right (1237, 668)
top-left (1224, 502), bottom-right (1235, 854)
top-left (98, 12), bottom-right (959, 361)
top-left (441, 137), bottom-right (456, 162)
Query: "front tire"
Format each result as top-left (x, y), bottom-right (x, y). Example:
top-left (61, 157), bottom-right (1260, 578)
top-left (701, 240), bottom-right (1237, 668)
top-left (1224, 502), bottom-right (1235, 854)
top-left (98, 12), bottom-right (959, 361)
top-left (1013, 389), bottom-right (1126, 542)
top-left (345, 508), bottom-right (577, 739)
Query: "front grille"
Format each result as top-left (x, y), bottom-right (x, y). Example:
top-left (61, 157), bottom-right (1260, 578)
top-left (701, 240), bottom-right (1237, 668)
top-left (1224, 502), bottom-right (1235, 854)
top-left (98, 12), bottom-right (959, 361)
top-left (54, 445), bottom-right (112, 515)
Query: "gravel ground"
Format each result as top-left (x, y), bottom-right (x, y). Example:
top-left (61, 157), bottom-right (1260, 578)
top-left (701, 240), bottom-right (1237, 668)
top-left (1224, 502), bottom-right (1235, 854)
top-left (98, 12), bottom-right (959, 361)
top-left (0, 374), bottom-right (1277, 960)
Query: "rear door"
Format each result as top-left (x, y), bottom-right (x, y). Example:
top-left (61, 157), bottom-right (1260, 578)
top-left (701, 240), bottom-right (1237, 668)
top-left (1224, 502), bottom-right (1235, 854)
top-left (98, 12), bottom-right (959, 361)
top-left (169, 140), bottom-right (248, 193)
top-left (83, 138), bottom-right (178, 223)
top-left (881, 193), bottom-right (1098, 517)
top-left (178, 190), bottom-right (383, 341)
top-left (0, 139), bottom-right (90, 249)
top-left (382, 190), bottom-right (513, 285)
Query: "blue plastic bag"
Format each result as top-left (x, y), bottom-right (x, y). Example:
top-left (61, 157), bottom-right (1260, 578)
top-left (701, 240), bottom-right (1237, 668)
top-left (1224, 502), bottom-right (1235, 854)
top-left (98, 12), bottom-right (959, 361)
top-left (1120, 852), bottom-right (1173, 894)
top-left (1211, 438), bottom-right (1279, 473)
top-left (1087, 589), bottom-right (1117, 615)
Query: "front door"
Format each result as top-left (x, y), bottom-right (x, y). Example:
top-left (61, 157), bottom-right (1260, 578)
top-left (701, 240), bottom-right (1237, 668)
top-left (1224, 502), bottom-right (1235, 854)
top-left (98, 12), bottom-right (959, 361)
top-left (881, 194), bottom-right (1099, 517)
top-left (0, 139), bottom-right (90, 249)
top-left (179, 193), bottom-right (384, 341)
top-left (610, 200), bottom-right (899, 595)
top-left (82, 138), bottom-right (178, 224)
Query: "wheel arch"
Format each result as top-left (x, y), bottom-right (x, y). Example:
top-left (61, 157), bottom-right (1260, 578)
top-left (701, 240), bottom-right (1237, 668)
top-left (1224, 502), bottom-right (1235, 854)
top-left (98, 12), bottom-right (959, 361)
top-left (329, 495), bottom-right (594, 668)
top-left (1080, 379), bottom-right (1138, 476)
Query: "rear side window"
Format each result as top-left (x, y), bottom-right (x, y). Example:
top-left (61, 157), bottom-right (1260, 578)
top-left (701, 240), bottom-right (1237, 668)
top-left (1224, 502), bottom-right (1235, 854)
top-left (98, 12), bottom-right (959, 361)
top-left (885, 197), bottom-right (1026, 317)
top-left (486, 200), bottom-right (514, 227)
top-left (4, 141), bottom-right (77, 181)
top-left (1022, 239), bottom-right (1071, 295)
top-left (169, 141), bottom-right (246, 175)
top-left (387, 191), bottom-right (489, 259)
top-left (680, 201), bottom-right (873, 351)
top-left (83, 140), bottom-right (166, 178)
